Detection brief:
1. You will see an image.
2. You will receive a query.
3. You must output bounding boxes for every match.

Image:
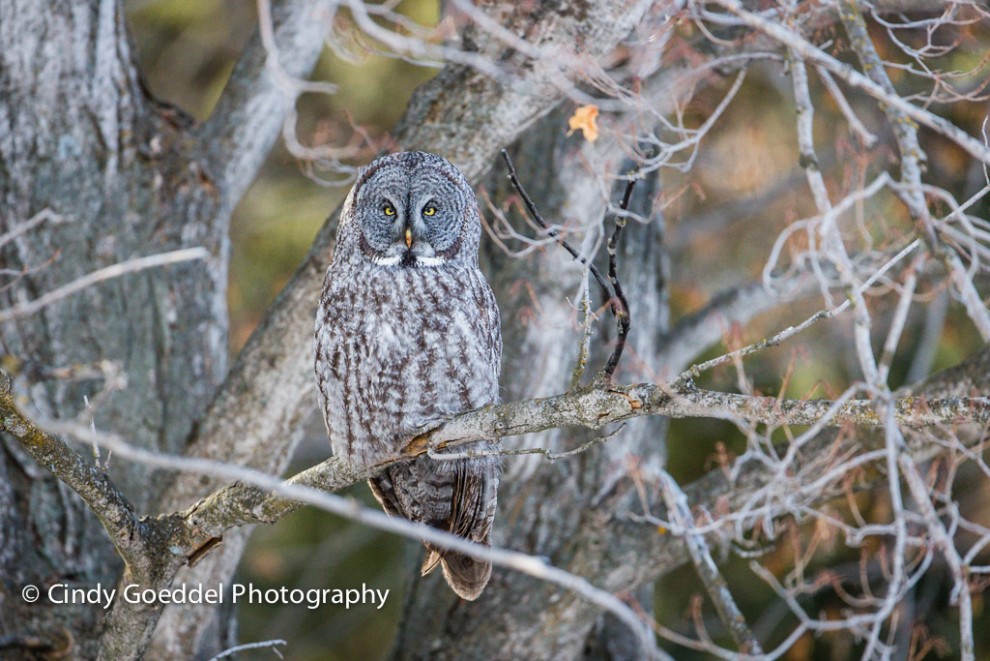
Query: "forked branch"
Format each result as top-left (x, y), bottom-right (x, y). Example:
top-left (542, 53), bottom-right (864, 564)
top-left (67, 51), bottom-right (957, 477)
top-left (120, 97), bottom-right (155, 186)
top-left (500, 149), bottom-right (636, 381)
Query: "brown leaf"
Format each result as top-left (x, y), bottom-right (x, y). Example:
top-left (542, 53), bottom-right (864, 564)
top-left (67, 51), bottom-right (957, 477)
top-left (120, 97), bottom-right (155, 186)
top-left (566, 104), bottom-right (600, 142)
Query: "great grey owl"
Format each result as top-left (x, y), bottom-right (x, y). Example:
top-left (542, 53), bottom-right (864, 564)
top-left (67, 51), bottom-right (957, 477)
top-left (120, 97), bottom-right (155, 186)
top-left (314, 151), bottom-right (501, 600)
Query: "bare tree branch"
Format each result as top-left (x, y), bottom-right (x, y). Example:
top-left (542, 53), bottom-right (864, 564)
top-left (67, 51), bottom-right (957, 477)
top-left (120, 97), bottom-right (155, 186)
top-left (8, 333), bottom-right (989, 659)
top-left (0, 373), bottom-right (145, 574)
top-left (706, 0), bottom-right (990, 166)
top-left (0, 248), bottom-right (209, 324)
top-left (6, 389), bottom-right (663, 660)
top-left (193, 0), bottom-right (334, 213)
top-left (0, 209), bottom-right (62, 251)
top-left (408, 383), bottom-right (990, 455)
top-left (838, 0), bottom-right (990, 341)
top-left (658, 470), bottom-right (763, 655)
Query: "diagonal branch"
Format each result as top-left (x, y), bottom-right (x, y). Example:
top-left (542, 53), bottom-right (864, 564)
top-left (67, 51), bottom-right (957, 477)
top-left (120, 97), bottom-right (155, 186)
top-left (658, 470), bottom-right (763, 656)
top-left (500, 149), bottom-right (636, 380)
top-left (0, 248), bottom-right (209, 323)
top-left (27, 408), bottom-right (663, 660)
top-left (169, 355), bottom-right (990, 548)
top-left (192, 0), bottom-right (334, 214)
top-left (500, 149), bottom-right (615, 308)
top-left (0, 373), bottom-right (151, 579)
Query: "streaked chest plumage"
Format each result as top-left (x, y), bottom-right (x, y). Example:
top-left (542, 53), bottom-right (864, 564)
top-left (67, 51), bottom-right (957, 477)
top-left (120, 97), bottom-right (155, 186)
top-left (315, 263), bottom-right (499, 467)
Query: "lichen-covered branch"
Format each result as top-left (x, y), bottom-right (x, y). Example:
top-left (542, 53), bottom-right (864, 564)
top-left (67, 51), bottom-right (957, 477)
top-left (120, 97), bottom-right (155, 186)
top-left (26, 409), bottom-right (662, 660)
top-left (406, 382), bottom-right (990, 456)
top-left (0, 374), bottom-right (152, 583)
top-left (171, 357), bottom-right (990, 550)
top-left (4, 339), bottom-right (988, 658)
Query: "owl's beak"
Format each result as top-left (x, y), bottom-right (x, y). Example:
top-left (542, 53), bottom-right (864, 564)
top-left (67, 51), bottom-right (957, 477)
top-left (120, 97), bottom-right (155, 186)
top-left (404, 227), bottom-right (413, 248)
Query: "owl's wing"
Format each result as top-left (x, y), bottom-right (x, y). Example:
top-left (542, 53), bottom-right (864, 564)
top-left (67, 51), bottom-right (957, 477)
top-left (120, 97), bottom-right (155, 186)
top-left (473, 274), bottom-right (502, 384)
top-left (449, 457), bottom-right (496, 542)
top-left (368, 472), bottom-right (404, 519)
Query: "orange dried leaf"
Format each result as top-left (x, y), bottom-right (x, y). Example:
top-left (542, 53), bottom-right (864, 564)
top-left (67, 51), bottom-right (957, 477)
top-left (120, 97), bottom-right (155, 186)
top-left (567, 104), bottom-right (600, 142)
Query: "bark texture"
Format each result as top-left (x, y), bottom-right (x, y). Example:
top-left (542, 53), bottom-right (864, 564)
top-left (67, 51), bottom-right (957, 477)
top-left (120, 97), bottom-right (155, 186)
top-left (0, 0), bottom-right (328, 657)
top-left (0, 2), bottom-right (223, 657)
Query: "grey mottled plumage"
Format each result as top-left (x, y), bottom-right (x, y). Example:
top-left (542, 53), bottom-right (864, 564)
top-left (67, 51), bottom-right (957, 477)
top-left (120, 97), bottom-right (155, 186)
top-left (314, 151), bottom-right (501, 600)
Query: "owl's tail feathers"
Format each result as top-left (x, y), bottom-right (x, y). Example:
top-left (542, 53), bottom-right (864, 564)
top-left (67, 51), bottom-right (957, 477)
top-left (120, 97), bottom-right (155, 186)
top-left (428, 454), bottom-right (499, 600)
top-left (422, 549), bottom-right (492, 601)
top-left (421, 550), bottom-right (442, 575)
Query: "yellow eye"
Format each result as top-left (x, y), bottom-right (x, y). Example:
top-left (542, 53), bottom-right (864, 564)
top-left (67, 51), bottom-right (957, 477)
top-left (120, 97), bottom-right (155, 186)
top-left (383, 205), bottom-right (395, 216)
top-left (423, 206), bottom-right (437, 217)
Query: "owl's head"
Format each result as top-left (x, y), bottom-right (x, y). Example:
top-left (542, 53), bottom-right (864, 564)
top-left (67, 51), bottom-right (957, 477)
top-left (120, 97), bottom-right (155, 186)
top-left (336, 151), bottom-right (481, 269)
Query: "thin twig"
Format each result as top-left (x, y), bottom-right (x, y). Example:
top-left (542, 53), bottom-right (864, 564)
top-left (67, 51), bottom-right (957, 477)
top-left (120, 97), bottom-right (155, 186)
top-left (659, 470), bottom-right (763, 655)
top-left (569, 280), bottom-right (595, 388)
top-left (679, 239), bottom-right (921, 383)
top-left (499, 149), bottom-right (615, 312)
top-left (601, 179), bottom-right (636, 380)
top-left (209, 638), bottom-right (287, 660)
top-left (708, 0), bottom-right (990, 166)
top-left (426, 424), bottom-right (625, 462)
top-left (0, 248), bottom-right (210, 323)
top-left (500, 150), bottom-right (638, 381)
top-left (0, 208), bottom-right (63, 250)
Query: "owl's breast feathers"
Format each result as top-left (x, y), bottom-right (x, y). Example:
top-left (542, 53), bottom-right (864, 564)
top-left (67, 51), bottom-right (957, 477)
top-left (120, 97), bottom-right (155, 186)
top-left (315, 263), bottom-right (500, 465)
top-left (316, 261), bottom-right (502, 599)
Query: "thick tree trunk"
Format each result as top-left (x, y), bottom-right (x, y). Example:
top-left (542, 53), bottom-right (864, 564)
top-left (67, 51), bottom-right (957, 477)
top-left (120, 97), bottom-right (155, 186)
top-left (0, 0), bottom-right (330, 657)
top-left (0, 1), bottom-right (226, 656)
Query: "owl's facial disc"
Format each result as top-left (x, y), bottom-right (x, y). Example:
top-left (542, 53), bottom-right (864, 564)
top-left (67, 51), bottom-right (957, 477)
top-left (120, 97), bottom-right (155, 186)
top-left (363, 193), bottom-right (452, 268)
top-left (352, 153), bottom-right (472, 268)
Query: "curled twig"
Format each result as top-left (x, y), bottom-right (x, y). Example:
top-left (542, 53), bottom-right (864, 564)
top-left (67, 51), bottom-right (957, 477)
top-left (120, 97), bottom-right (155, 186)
top-left (601, 178), bottom-right (636, 379)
